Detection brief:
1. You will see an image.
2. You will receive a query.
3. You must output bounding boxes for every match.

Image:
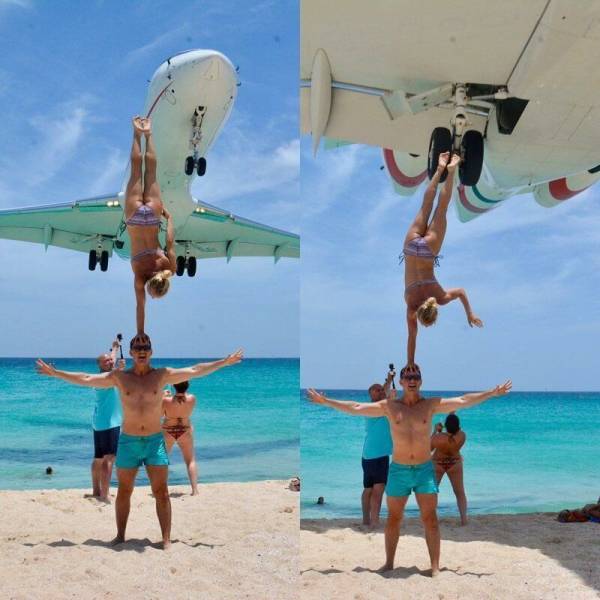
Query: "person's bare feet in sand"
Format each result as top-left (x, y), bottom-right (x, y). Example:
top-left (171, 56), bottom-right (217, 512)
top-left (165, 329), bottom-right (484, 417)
top-left (111, 535), bottom-right (125, 546)
top-left (132, 116), bottom-right (144, 135)
top-left (162, 539), bottom-right (171, 550)
top-left (378, 562), bottom-right (394, 573)
top-left (430, 566), bottom-right (440, 577)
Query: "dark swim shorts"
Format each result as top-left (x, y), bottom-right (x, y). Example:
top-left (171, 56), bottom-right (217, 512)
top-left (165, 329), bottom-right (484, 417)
top-left (361, 455), bottom-right (390, 488)
top-left (93, 426), bottom-right (120, 458)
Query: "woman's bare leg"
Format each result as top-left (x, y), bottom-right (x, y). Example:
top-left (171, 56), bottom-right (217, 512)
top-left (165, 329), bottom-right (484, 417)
top-left (404, 172), bottom-right (442, 245)
top-left (141, 119), bottom-right (163, 212)
top-left (424, 154), bottom-right (459, 254)
top-left (178, 432), bottom-right (199, 495)
top-left (446, 461), bottom-right (468, 525)
top-left (125, 117), bottom-right (144, 219)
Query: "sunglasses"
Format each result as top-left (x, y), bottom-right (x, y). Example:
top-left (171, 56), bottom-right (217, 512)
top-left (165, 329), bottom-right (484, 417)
top-left (403, 374), bottom-right (421, 381)
top-left (131, 344), bottom-right (151, 352)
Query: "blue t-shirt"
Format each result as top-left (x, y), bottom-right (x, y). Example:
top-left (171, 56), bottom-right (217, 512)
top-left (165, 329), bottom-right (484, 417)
top-left (92, 388), bottom-right (122, 431)
top-left (362, 416), bottom-right (392, 459)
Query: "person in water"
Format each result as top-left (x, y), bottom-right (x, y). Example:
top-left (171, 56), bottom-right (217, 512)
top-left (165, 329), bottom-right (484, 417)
top-left (36, 334), bottom-right (243, 550)
top-left (403, 152), bottom-right (483, 366)
top-left (162, 380), bottom-right (199, 496)
top-left (308, 365), bottom-right (511, 576)
top-left (431, 413), bottom-right (468, 525)
top-left (125, 116), bottom-right (176, 334)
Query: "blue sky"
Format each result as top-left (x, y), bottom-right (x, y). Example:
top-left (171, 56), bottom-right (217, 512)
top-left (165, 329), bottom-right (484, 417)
top-left (301, 141), bottom-right (600, 391)
top-left (0, 1), bottom-right (299, 358)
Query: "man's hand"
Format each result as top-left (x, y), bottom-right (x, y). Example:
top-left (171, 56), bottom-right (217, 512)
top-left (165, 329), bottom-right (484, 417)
top-left (112, 340), bottom-right (120, 349)
top-left (468, 314), bottom-right (484, 328)
top-left (307, 389), bottom-right (327, 405)
top-left (492, 380), bottom-right (512, 397)
top-left (36, 359), bottom-right (56, 377)
top-left (224, 349), bottom-right (243, 366)
top-left (117, 359), bottom-right (126, 370)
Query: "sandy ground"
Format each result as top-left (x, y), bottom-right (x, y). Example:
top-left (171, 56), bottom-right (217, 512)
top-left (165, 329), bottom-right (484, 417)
top-left (0, 481), bottom-right (298, 600)
top-left (301, 514), bottom-right (600, 600)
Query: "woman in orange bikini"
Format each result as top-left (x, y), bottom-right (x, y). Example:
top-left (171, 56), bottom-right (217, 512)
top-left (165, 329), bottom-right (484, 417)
top-left (431, 413), bottom-right (468, 525)
top-left (403, 152), bottom-right (483, 366)
top-left (125, 116), bottom-right (176, 334)
top-left (162, 380), bottom-right (198, 496)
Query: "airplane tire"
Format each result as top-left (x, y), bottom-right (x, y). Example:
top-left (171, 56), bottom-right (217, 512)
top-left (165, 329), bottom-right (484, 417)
top-left (88, 250), bottom-right (97, 271)
top-left (197, 157), bottom-right (207, 177)
top-left (184, 156), bottom-right (195, 176)
top-left (100, 250), bottom-right (109, 272)
top-left (459, 130), bottom-right (484, 186)
top-left (428, 127), bottom-right (452, 182)
top-left (176, 256), bottom-right (186, 276)
top-left (187, 256), bottom-right (197, 277)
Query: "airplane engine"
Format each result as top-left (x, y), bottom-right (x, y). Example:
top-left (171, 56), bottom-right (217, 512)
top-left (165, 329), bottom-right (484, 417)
top-left (383, 149), bottom-right (427, 196)
top-left (454, 180), bottom-right (512, 223)
top-left (533, 168), bottom-right (600, 208)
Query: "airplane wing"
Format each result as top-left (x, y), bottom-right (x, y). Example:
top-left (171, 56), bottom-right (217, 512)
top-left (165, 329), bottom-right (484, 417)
top-left (300, 0), bottom-right (549, 154)
top-left (0, 194), bottom-right (123, 256)
top-left (0, 194), bottom-right (300, 264)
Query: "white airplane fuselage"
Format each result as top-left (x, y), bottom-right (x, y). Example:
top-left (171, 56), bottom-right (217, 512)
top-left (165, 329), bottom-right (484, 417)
top-left (115, 49), bottom-right (237, 252)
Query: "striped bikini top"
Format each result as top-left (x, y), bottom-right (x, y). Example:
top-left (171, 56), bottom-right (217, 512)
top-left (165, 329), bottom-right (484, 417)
top-left (126, 204), bottom-right (161, 227)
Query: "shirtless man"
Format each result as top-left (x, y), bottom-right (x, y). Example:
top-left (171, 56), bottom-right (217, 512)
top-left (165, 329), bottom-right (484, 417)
top-left (162, 381), bottom-right (199, 496)
top-left (36, 334), bottom-right (243, 549)
top-left (308, 365), bottom-right (511, 576)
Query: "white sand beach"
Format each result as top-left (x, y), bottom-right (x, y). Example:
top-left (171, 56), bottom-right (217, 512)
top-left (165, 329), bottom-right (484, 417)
top-left (0, 480), bottom-right (298, 600)
top-left (301, 514), bottom-right (600, 599)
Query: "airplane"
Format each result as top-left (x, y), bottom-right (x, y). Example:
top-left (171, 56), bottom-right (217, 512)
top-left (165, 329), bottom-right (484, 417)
top-left (0, 49), bottom-right (299, 274)
top-left (300, 0), bottom-right (600, 222)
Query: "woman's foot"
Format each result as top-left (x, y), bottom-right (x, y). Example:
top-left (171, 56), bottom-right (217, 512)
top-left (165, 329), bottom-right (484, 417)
top-left (132, 116), bottom-right (144, 134)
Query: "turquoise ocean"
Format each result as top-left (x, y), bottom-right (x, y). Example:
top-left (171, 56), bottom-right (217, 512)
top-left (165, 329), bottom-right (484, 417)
top-left (0, 358), bottom-right (298, 490)
top-left (302, 389), bottom-right (599, 519)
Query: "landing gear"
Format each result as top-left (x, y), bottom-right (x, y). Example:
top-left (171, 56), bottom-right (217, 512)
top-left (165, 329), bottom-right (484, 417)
top-left (427, 84), bottom-right (485, 186)
top-left (184, 106), bottom-right (208, 176)
top-left (428, 128), bottom-right (452, 182)
top-left (176, 255), bottom-right (186, 276)
top-left (459, 130), bottom-right (484, 186)
top-left (187, 256), bottom-right (197, 277)
top-left (100, 250), bottom-right (109, 272)
top-left (88, 243), bottom-right (110, 272)
top-left (185, 156), bottom-right (195, 176)
top-left (175, 251), bottom-right (198, 277)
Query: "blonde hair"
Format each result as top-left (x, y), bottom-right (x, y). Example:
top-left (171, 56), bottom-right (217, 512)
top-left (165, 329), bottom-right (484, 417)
top-left (146, 270), bottom-right (172, 299)
top-left (416, 297), bottom-right (438, 327)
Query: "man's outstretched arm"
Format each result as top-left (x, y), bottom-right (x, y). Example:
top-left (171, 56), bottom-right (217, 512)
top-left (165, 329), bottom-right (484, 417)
top-left (433, 380), bottom-right (512, 413)
top-left (307, 389), bottom-right (385, 417)
top-left (162, 349), bottom-right (243, 385)
top-left (36, 359), bottom-right (116, 389)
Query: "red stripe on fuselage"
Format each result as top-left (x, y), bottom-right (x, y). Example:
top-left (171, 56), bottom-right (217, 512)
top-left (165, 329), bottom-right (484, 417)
top-left (383, 148), bottom-right (428, 188)
top-left (548, 178), bottom-right (588, 201)
top-left (458, 185), bottom-right (488, 214)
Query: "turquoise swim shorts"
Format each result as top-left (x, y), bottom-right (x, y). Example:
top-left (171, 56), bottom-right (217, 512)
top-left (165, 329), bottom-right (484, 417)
top-left (115, 432), bottom-right (169, 469)
top-left (385, 460), bottom-right (438, 497)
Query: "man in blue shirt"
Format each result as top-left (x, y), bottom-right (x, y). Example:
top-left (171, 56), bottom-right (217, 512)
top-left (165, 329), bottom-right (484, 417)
top-left (92, 340), bottom-right (124, 501)
top-left (361, 370), bottom-right (395, 527)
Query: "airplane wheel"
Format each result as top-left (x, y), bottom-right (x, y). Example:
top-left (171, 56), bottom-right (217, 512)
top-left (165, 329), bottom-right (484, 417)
top-left (176, 256), bottom-right (186, 276)
top-left (428, 127), bottom-right (452, 182)
top-left (185, 156), bottom-right (195, 176)
top-left (459, 130), bottom-right (484, 186)
top-left (197, 157), bottom-right (207, 177)
top-left (88, 250), bottom-right (97, 271)
top-left (187, 256), bottom-right (197, 277)
top-left (100, 250), bottom-right (109, 272)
